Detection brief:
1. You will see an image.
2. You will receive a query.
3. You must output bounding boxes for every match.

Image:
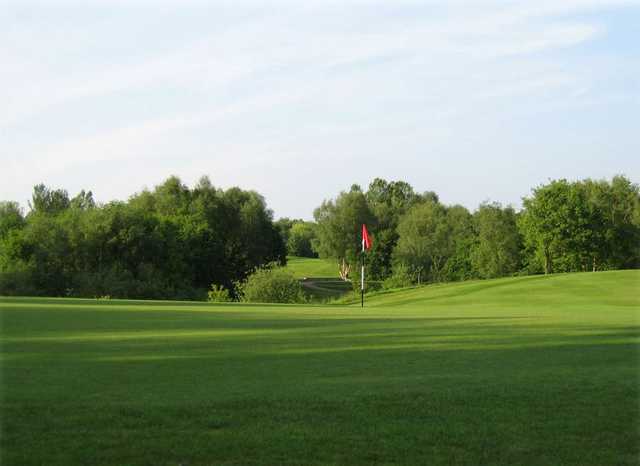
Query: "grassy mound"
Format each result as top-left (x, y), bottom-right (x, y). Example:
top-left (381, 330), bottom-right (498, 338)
top-left (356, 269), bottom-right (639, 309)
top-left (1, 270), bottom-right (638, 465)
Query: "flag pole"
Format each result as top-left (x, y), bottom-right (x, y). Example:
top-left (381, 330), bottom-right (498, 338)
top-left (360, 224), bottom-right (371, 309)
top-left (361, 249), bottom-right (364, 308)
top-left (361, 236), bottom-right (365, 308)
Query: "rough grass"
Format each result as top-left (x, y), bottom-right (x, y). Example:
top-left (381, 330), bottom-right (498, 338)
top-left (1, 270), bottom-right (639, 465)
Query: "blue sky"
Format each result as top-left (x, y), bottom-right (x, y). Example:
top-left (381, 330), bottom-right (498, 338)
top-left (2, 0), bottom-right (639, 219)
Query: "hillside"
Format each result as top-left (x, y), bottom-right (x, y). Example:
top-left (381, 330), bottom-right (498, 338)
top-left (355, 269), bottom-right (640, 310)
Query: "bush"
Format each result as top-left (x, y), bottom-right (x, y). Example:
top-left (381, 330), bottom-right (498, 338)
top-left (239, 265), bottom-right (306, 304)
top-left (207, 284), bottom-right (232, 302)
top-left (383, 263), bottom-right (415, 289)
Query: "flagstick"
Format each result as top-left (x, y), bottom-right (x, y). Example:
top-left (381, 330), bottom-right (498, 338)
top-left (361, 242), bottom-right (365, 308)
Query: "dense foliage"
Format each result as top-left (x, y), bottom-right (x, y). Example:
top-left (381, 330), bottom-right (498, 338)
top-left (238, 265), bottom-right (306, 304)
top-left (519, 176), bottom-right (640, 274)
top-left (312, 176), bottom-right (640, 285)
top-left (0, 176), bottom-right (285, 299)
top-left (1, 175), bottom-right (637, 300)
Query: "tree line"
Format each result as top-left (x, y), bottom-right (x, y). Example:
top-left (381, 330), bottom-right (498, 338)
top-left (0, 175), bottom-right (638, 300)
top-left (0, 176), bottom-right (285, 299)
top-left (310, 176), bottom-right (640, 287)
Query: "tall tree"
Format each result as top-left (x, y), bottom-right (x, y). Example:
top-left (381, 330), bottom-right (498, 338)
top-left (393, 200), bottom-right (452, 282)
top-left (287, 222), bottom-right (318, 258)
top-left (365, 178), bottom-right (422, 279)
top-left (518, 176), bottom-right (639, 273)
top-left (442, 204), bottom-right (476, 282)
top-left (313, 185), bottom-right (375, 279)
top-left (29, 184), bottom-right (70, 215)
top-left (0, 202), bottom-right (25, 238)
top-left (472, 202), bottom-right (521, 278)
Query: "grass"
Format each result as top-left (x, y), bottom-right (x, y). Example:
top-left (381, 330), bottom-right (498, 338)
top-left (1, 270), bottom-right (639, 465)
top-left (300, 277), bottom-right (354, 302)
top-left (284, 256), bottom-right (339, 279)
top-left (285, 256), bottom-right (353, 302)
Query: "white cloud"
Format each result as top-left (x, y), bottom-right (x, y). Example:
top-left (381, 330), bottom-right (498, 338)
top-left (1, 0), bottom-right (638, 216)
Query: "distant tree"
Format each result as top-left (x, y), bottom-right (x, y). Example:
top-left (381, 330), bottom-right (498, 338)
top-left (153, 175), bottom-right (191, 216)
top-left (393, 200), bottom-right (451, 282)
top-left (313, 186), bottom-right (375, 279)
top-left (472, 202), bottom-right (522, 278)
top-left (0, 177), bottom-right (287, 299)
top-left (583, 175), bottom-right (640, 269)
top-left (442, 205), bottom-right (476, 282)
top-left (287, 222), bottom-right (318, 257)
top-left (0, 201), bottom-right (25, 238)
top-left (518, 176), bottom-right (639, 274)
top-left (70, 190), bottom-right (95, 210)
top-left (17, 212), bottom-right (71, 295)
top-left (365, 178), bottom-right (422, 279)
top-left (519, 180), bottom-right (573, 274)
top-left (28, 184), bottom-right (70, 215)
top-left (274, 217), bottom-right (294, 246)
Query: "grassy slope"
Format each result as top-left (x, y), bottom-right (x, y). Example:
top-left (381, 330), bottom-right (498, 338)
top-left (285, 256), bottom-right (339, 278)
top-left (1, 270), bottom-right (639, 466)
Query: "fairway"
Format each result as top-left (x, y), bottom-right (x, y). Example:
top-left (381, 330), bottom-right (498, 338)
top-left (284, 256), bottom-right (340, 279)
top-left (284, 256), bottom-right (353, 302)
top-left (1, 271), bottom-right (639, 465)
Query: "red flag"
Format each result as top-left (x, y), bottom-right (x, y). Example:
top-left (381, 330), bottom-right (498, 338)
top-left (362, 224), bottom-right (372, 251)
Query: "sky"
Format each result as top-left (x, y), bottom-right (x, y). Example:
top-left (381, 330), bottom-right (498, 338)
top-left (2, 0), bottom-right (639, 220)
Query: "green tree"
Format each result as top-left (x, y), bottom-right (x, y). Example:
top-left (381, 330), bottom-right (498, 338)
top-left (442, 205), bottom-right (476, 282)
top-left (0, 177), bottom-right (287, 299)
top-left (583, 175), bottom-right (640, 269)
top-left (274, 218), bottom-right (295, 247)
top-left (365, 178), bottom-right (422, 279)
top-left (313, 185), bottom-right (375, 279)
top-left (472, 202), bottom-right (522, 278)
top-left (393, 200), bottom-right (452, 282)
top-left (518, 177), bottom-right (640, 274)
top-left (28, 184), bottom-right (70, 215)
top-left (0, 201), bottom-right (25, 238)
top-left (287, 221), bottom-right (318, 257)
top-left (519, 180), bottom-right (573, 274)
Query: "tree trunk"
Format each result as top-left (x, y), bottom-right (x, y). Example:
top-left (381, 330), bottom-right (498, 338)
top-left (544, 248), bottom-right (552, 274)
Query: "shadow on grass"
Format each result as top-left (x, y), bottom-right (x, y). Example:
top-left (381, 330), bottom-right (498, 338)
top-left (2, 340), bottom-right (639, 466)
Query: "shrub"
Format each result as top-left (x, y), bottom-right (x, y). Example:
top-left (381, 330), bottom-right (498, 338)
top-left (207, 284), bottom-right (232, 302)
top-left (239, 265), bottom-right (306, 304)
top-left (383, 263), bottom-right (415, 289)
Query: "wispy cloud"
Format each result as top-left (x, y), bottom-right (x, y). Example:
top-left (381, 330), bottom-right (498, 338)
top-left (1, 0), bottom-right (638, 216)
